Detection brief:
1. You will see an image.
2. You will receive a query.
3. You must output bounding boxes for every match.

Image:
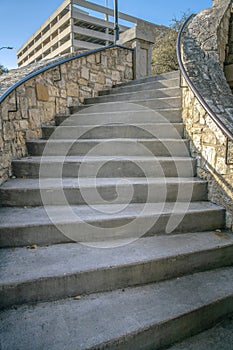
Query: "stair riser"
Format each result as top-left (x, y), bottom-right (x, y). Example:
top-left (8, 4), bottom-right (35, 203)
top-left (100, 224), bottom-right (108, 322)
top-left (12, 159), bottom-right (196, 178)
top-left (115, 71), bottom-right (179, 88)
top-left (98, 79), bottom-right (180, 96)
top-left (86, 87), bottom-right (181, 104)
top-left (1, 244), bottom-right (232, 310)
top-left (0, 182), bottom-right (207, 207)
top-left (69, 104), bottom-right (181, 116)
top-left (107, 298), bottom-right (233, 350)
top-left (138, 97), bottom-right (181, 109)
top-left (84, 97), bottom-right (181, 108)
top-left (27, 140), bottom-right (190, 157)
top-left (42, 124), bottom-right (184, 140)
top-left (0, 209), bottom-right (225, 247)
top-left (56, 110), bottom-right (182, 126)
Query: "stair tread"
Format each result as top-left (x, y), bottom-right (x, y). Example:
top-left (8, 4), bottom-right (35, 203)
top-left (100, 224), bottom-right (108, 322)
top-left (76, 107), bottom-right (182, 115)
top-left (101, 77), bottom-right (179, 94)
top-left (86, 86), bottom-right (181, 100)
top-left (13, 155), bottom-right (194, 162)
top-left (27, 138), bottom-right (188, 143)
top-left (84, 95), bottom-right (181, 105)
top-left (0, 202), bottom-right (224, 228)
top-left (0, 231), bottom-right (232, 286)
top-left (1, 266), bottom-right (233, 350)
top-left (0, 177), bottom-right (206, 190)
top-left (168, 314), bottom-right (233, 350)
top-left (114, 71), bottom-right (179, 87)
top-left (42, 122), bottom-right (183, 128)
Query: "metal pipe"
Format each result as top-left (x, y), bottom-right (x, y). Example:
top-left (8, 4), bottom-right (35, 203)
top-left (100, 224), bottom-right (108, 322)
top-left (114, 0), bottom-right (119, 43)
top-left (0, 44), bottom-right (133, 104)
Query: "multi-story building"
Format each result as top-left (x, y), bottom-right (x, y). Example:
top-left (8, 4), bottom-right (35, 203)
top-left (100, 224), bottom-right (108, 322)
top-left (17, 0), bottom-right (152, 67)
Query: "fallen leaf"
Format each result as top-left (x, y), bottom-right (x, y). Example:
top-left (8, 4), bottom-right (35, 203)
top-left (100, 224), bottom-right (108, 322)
top-left (27, 244), bottom-right (38, 249)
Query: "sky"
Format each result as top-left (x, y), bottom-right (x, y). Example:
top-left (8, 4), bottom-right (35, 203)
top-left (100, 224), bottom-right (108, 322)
top-left (0, 0), bottom-right (212, 69)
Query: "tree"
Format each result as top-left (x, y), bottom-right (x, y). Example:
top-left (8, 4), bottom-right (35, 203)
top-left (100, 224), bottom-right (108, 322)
top-left (0, 64), bottom-right (8, 75)
top-left (152, 12), bottom-right (190, 75)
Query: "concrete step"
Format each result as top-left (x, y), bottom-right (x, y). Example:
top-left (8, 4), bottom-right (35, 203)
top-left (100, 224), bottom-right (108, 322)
top-left (41, 123), bottom-right (184, 140)
top-left (114, 70), bottom-right (180, 88)
top-left (12, 156), bottom-right (196, 178)
top-left (1, 266), bottom-right (233, 349)
top-left (69, 103), bottom-right (182, 116)
top-left (85, 87), bottom-right (181, 105)
top-left (168, 314), bottom-right (233, 350)
top-left (55, 109), bottom-right (182, 126)
top-left (0, 202), bottom-right (225, 247)
top-left (98, 77), bottom-right (180, 96)
top-left (84, 96), bottom-right (181, 109)
top-left (0, 177), bottom-right (207, 207)
top-left (0, 231), bottom-right (232, 309)
top-left (26, 138), bottom-right (190, 157)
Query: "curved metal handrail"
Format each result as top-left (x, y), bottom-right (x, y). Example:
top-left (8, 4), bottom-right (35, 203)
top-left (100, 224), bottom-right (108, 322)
top-left (0, 44), bottom-right (133, 105)
top-left (176, 14), bottom-right (233, 142)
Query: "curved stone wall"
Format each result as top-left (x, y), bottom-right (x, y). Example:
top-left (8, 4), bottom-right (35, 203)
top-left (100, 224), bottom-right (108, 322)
top-left (0, 47), bottom-right (133, 184)
top-left (0, 53), bottom-right (83, 97)
top-left (181, 0), bottom-right (233, 228)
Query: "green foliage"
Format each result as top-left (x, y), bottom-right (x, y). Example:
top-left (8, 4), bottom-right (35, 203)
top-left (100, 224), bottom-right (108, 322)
top-left (152, 12), bottom-right (190, 75)
top-left (0, 64), bottom-right (8, 75)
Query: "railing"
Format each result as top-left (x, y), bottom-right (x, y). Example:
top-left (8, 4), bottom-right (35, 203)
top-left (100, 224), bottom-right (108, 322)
top-left (0, 44), bottom-right (133, 105)
top-left (176, 14), bottom-right (233, 163)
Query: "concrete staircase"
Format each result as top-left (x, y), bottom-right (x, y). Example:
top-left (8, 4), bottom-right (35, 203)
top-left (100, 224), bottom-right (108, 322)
top-left (1, 71), bottom-right (233, 349)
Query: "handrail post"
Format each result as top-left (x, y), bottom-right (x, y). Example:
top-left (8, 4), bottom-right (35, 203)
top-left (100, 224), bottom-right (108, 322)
top-left (114, 0), bottom-right (119, 44)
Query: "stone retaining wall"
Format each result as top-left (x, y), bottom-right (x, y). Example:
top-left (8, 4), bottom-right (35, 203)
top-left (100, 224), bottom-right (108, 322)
top-left (0, 47), bottom-right (133, 184)
top-left (182, 0), bottom-right (233, 229)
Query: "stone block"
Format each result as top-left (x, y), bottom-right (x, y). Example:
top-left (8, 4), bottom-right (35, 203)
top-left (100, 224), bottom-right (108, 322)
top-left (96, 72), bottom-right (105, 85)
top-left (48, 85), bottom-right (60, 97)
top-left (36, 83), bottom-right (49, 101)
top-left (66, 82), bottom-right (79, 97)
top-left (87, 55), bottom-right (95, 64)
top-left (81, 67), bottom-right (89, 80)
top-left (28, 109), bottom-right (41, 129)
top-left (3, 122), bottom-right (15, 141)
top-left (19, 120), bottom-right (29, 130)
top-left (26, 87), bottom-right (37, 107)
top-left (112, 71), bottom-right (121, 81)
top-left (95, 53), bottom-right (101, 64)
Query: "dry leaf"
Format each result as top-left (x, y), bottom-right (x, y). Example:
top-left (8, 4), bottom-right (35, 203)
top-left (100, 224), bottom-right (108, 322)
top-left (27, 244), bottom-right (37, 249)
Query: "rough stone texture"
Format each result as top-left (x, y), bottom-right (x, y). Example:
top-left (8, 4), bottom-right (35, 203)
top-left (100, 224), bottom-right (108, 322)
top-left (182, 0), bottom-right (233, 229)
top-left (0, 47), bottom-right (133, 184)
top-left (224, 9), bottom-right (233, 90)
top-left (0, 52), bottom-right (85, 97)
top-left (119, 22), bottom-right (155, 79)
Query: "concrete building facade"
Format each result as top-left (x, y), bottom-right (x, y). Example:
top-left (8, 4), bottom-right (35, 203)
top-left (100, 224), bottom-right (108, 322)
top-left (17, 0), bottom-right (151, 67)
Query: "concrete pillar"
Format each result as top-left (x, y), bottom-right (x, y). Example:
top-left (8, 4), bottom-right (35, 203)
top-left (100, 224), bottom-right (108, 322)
top-left (119, 22), bottom-right (155, 79)
top-left (69, 0), bottom-right (75, 53)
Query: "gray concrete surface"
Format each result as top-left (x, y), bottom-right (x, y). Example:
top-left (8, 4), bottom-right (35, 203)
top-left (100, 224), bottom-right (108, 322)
top-left (12, 155), bottom-right (196, 178)
top-left (85, 86), bottom-right (181, 104)
top-left (1, 267), bottom-right (233, 350)
top-left (0, 202), bottom-right (225, 247)
top-left (41, 123), bottom-right (184, 139)
top-left (0, 177), bottom-right (207, 206)
top-left (1, 231), bottom-right (233, 309)
top-left (168, 314), bottom-right (233, 350)
top-left (98, 77), bottom-right (179, 96)
top-left (26, 138), bottom-right (190, 157)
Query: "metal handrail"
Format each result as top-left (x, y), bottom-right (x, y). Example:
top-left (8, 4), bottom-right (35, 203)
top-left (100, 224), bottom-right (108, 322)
top-left (176, 14), bottom-right (233, 142)
top-left (0, 44), bottom-right (133, 105)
